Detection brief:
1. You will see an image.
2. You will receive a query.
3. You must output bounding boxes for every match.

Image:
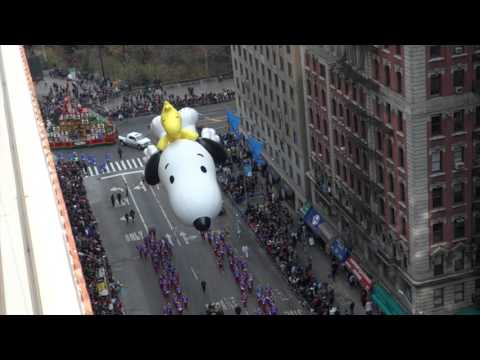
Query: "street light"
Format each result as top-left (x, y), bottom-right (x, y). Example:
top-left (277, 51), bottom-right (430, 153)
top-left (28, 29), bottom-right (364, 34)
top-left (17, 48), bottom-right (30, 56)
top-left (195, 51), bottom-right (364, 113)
top-left (98, 45), bottom-right (106, 81)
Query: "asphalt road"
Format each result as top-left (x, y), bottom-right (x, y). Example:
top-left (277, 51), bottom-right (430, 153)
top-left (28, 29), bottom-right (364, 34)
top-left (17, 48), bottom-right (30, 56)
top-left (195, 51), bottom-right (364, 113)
top-left (55, 101), bottom-right (304, 315)
top-left (84, 171), bottom-right (304, 315)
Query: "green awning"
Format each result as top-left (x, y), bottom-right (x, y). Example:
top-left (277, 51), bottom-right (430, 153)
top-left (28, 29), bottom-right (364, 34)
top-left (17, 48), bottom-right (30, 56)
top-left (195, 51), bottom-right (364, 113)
top-left (372, 284), bottom-right (408, 315)
top-left (455, 307), bottom-right (480, 315)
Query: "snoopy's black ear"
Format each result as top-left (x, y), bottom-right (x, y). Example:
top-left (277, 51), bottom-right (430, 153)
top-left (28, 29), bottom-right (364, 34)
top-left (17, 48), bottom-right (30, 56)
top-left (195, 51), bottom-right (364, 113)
top-left (197, 138), bottom-right (227, 166)
top-left (144, 151), bottom-right (161, 185)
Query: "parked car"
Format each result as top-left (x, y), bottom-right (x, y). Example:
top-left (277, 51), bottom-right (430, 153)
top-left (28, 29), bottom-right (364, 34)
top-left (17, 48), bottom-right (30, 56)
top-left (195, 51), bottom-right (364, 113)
top-left (118, 131), bottom-right (152, 150)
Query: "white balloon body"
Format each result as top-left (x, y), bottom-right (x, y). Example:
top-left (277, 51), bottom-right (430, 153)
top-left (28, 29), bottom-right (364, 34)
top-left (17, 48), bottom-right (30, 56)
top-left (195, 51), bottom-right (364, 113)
top-left (157, 139), bottom-right (223, 227)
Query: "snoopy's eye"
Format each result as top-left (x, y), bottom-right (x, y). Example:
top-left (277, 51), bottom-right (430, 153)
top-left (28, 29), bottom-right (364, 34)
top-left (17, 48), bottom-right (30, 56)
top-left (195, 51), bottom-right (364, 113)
top-left (200, 166), bottom-right (207, 173)
top-left (169, 176), bottom-right (175, 184)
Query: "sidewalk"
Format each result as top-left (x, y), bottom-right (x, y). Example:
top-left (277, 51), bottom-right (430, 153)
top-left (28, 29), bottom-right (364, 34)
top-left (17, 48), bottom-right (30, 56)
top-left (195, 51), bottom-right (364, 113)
top-left (223, 156), bottom-right (366, 315)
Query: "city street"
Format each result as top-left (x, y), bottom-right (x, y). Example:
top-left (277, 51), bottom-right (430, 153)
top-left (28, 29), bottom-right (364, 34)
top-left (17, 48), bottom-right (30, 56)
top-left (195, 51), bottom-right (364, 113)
top-left (84, 171), bottom-right (304, 314)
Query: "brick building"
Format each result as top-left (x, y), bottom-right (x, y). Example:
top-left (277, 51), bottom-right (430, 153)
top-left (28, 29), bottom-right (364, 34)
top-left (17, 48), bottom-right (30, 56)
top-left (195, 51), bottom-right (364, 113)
top-left (302, 45), bottom-right (480, 314)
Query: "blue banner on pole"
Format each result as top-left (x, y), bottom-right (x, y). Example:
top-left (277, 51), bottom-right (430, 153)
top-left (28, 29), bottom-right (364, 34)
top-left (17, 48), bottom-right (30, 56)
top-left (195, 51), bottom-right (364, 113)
top-left (247, 136), bottom-right (266, 166)
top-left (227, 112), bottom-right (241, 140)
top-left (243, 163), bottom-right (253, 177)
top-left (330, 239), bottom-right (349, 263)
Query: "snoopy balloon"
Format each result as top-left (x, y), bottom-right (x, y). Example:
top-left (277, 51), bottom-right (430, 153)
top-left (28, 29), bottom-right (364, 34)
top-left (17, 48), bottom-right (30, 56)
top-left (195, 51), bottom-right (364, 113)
top-left (144, 101), bottom-right (227, 232)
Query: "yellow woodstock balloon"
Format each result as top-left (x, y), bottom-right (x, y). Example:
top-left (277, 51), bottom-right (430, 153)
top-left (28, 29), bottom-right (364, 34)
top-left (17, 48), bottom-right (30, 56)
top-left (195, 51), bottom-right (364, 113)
top-left (157, 101), bottom-right (199, 150)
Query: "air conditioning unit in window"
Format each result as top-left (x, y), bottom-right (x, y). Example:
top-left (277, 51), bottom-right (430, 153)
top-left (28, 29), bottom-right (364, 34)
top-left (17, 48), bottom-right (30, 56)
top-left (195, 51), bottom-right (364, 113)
top-left (455, 86), bottom-right (464, 94)
top-left (340, 146), bottom-right (345, 152)
top-left (454, 46), bottom-right (464, 55)
top-left (454, 162), bottom-right (464, 170)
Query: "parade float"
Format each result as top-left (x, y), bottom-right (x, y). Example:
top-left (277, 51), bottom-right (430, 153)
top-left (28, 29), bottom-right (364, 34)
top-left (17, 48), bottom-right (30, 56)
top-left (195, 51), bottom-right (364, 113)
top-left (48, 89), bottom-right (117, 149)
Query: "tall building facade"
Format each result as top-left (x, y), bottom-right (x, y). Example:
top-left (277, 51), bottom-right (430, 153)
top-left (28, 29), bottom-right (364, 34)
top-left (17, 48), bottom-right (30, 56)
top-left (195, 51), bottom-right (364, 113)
top-left (231, 45), bottom-right (309, 211)
top-left (302, 45), bottom-right (480, 314)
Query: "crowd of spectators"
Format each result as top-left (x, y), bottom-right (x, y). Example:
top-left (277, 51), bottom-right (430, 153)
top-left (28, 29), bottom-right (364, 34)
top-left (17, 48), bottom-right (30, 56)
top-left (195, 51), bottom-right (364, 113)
top-left (219, 133), bottom-right (352, 315)
top-left (56, 158), bottom-right (124, 315)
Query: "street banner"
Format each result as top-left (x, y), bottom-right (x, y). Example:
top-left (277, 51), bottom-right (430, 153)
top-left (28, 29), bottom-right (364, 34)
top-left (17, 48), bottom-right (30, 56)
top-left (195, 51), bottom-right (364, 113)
top-left (247, 136), bottom-right (266, 166)
top-left (227, 112), bottom-right (241, 139)
top-left (243, 163), bottom-right (253, 177)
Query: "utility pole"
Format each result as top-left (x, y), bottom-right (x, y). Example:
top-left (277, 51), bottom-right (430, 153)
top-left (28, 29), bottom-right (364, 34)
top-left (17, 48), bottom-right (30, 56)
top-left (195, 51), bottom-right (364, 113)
top-left (203, 47), bottom-right (209, 77)
top-left (98, 45), bottom-right (106, 81)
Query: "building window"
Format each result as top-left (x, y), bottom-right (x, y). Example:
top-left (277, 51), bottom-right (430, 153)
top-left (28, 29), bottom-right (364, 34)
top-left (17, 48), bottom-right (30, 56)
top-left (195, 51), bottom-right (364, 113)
top-left (377, 165), bottom-right (384, 185)
top-left (288, 62), bottom-right (292, 78)
top-left (321, 90), bottom-right (326, 107)
top-left (334, 129), bottom-right (339, 146)
top-left (286, 45), bottom-right (291, 54)
top-left (353, 115), bottom-right (359, 133)
top-left (362, 152), bottom-right (368, 171)
top-left (431, 115), bottom-right (442, 136)
top-left (374, 59), bottom-right (379, 80)
top-left (430, 46), bottom-right (441, 59)
top-left (338, 104), bottom-right (344, 118)
top-left (387, 138), bottom-right (393, 159)
top-left (375, 96), bottom-right (381, 117)
top-left (398, 111), bottom-right (404, 132)
top-left (341, 134), bottom-right (345, 147)
top-left (336, 160), bottom-right (341, 176)
top-left (433, 287), bottom-right (444, 307)
top-left (388, 173), bottom-right (394, 193)
top-left (432, 222), bottom-right (443, 243)
top-left (454, 217), bottom-right (465, 239)
top-left (400, 183), bottom-right (406, 202)
top-left (320, 64), bottom-right (326, 78)
top-left (355, 147), bottom-right (360, 165)
top-left (343, 165), bottom-right (347, 181)
top-left (434, 255), bottom-right (444, 276)
top-left (453, 182), bottom-right (465, 203)
top-left (376, 131), bottom-right (383, 151)
top-left (453, 146), bottom-right (464, 166)
top-left (475, 213), bottom-right (480, 234)
top-left (352, 86), bottom-right (357, 102)
top-left (475, 180), bottom-right (480, 199)
top-left (453, 69), bottom-right (465, 87)
top-left (432, 186), bottom-right (443, 208)
top-left (384, 65), bottom-right (391, 87)
top-left (475, 143), bottom-right (480, 162)
top-left (432, 151), bottom-right (442, 173)
top-left (399, 147), bottom-right (405, 168)
top-left (430, 73), bottom-right (442, 96)
top-left (454, 251), bottom-right (465, 272)
top-left (378, 198), bottom-right (385, 216)
top-left (390, 207), bottom-right (396, 226)
top-left (332, 99), bottom-right (337, 116)
top-left (361, 121), bottom-right (367, 139)
top-left (454, 283), bottom-right (464, 303)
top-left (323, 119), bottom-right (328, 135)
top-left (386, 103), bottom-right (391, 123)
top-left (401, 217), bottom-right (407, 236)
top-left (396, 72), bottom-right (402, 93)
top-left (395, 45), bottom-right (402, 55)
top-left (325, 149), bottom-right (330, 165)
top-left (453, 110), bottom-right (465, 132)
top-left (346, 108), bottom-right (351, 127)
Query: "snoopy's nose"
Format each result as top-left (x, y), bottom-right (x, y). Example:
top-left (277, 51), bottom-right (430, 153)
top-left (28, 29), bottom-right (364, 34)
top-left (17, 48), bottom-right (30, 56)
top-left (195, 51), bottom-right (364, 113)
top-left (193, 217), bottom-right (211, 232)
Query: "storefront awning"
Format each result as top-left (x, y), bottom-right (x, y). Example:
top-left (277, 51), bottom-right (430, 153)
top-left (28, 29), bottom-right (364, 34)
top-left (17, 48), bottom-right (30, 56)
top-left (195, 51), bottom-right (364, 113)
top-left (304, 207), bottom-right (337, 244)
top-left (372, 284), bottom-right (408, 315)
top-left (345, 257), bottom-right (372, 292)
top-left (455, 307), bottom-right (480, 315)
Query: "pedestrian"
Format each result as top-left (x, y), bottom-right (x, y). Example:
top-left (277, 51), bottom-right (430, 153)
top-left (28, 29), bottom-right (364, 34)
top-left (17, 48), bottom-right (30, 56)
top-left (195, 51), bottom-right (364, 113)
top-left (350, 300), bottom-right (355, 315)
top-left (234, 305), bottom-right (242, 315)
top-left (241, 244), bottom-right (249, 259)
top-left (111, 194), bottom-right (115, 207)
top-left (116, 192), bottom-right (122, 206)
top-left (117, 147), bottom-right (123, 160)
top-left (129, 209), bottom-right (136, 223)
top-left (201, 280), bottom-right (206, 293)
top-left (365, 300), bottom-right (373, 315)
top-left (125, 213), bottom-right (130, 224)
top-left (124, 186), bottom-right (129, 199)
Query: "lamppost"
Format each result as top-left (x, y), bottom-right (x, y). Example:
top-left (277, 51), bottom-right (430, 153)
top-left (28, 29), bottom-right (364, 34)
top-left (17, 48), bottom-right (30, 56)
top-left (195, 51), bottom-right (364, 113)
top-left (98, 45), bottom-right (106, 81)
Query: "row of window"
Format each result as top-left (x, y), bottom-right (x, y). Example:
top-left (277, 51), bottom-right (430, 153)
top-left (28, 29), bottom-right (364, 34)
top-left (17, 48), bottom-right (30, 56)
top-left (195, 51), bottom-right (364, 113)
top-left (429, 67), bottom-right (480, 96)
top-left (431, 108), bottom-right (480, 136)
top-left (431, 145), bottom-right (470, 173)
top-left (431, 183), bottom-right (468, 208)
top-left (434, 279), bottom-right (480, 308)
top-left (432, 217), bottom-right (468, 244)
top-left (373, 59), bottom-right (403, 94)
top-left (376, 197), bottom-right (408, 236)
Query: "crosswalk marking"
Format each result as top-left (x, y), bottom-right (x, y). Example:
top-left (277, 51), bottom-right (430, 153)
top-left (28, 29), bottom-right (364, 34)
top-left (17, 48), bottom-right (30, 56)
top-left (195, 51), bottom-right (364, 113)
top-left (103, 165), bottom-right (111, 174)
top-left (126, 159), bottom-right (132, 169)
top-left (94, 167), bottom-right (99, 176)
top-left (125, 230), bottom-right (144, 243)
top-left (84, 158), bottom-right (147, 177)
top-left (108, 162), bottom-right (115, 172)
top-left (165, 234), bottom-right (174, 247)
top-left (88, 167), bottom-right (94, 176)
top-left (115, 161), bottom-right (121, 171)
top-left (131, 158), bottom-right (139, 168)
top-left (120, 160), bottom-right (127, 170)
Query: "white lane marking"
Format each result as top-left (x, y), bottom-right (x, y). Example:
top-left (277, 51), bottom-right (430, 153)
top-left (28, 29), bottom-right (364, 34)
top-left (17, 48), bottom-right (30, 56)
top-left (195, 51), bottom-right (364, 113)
top-left (121, 175), bottom-right (148, 232)
top-left (165, 234), bottom-right (174, 247)
top-left (190, 267), bottom-right (199, 280)
top-left (121, 160), bottom-right (127, 170)
top-left (137, 158), bottom-right (144, 167)
top-left (108, 162), bottom-right (115, 172)
top-left (156, 185), bottom-right (160, 190)
top-left (131, 158), bottom-right (139, 168)
top-left (103, 165), bottom-right (111, 174)
top-left (115, 161), bottom-right (122, 171)
top-left (244, 310), bottom-right (249, 315)
top-left (149, 186), bottom-right (178, 238)
top-left (87, 167), bottom-right (94, 176)
top-left (93, 166), bottom-right (100, 176)
top-left (138, 230), bottom-right (144, 240)
top-left (175, 236), bottom-right (182, 247)
top-left (126, 159), bottom-right (133, 169)
top-left (124, 234), bottom-right (130, 242)
top-left (100, 170), bottom-right (143, 180)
